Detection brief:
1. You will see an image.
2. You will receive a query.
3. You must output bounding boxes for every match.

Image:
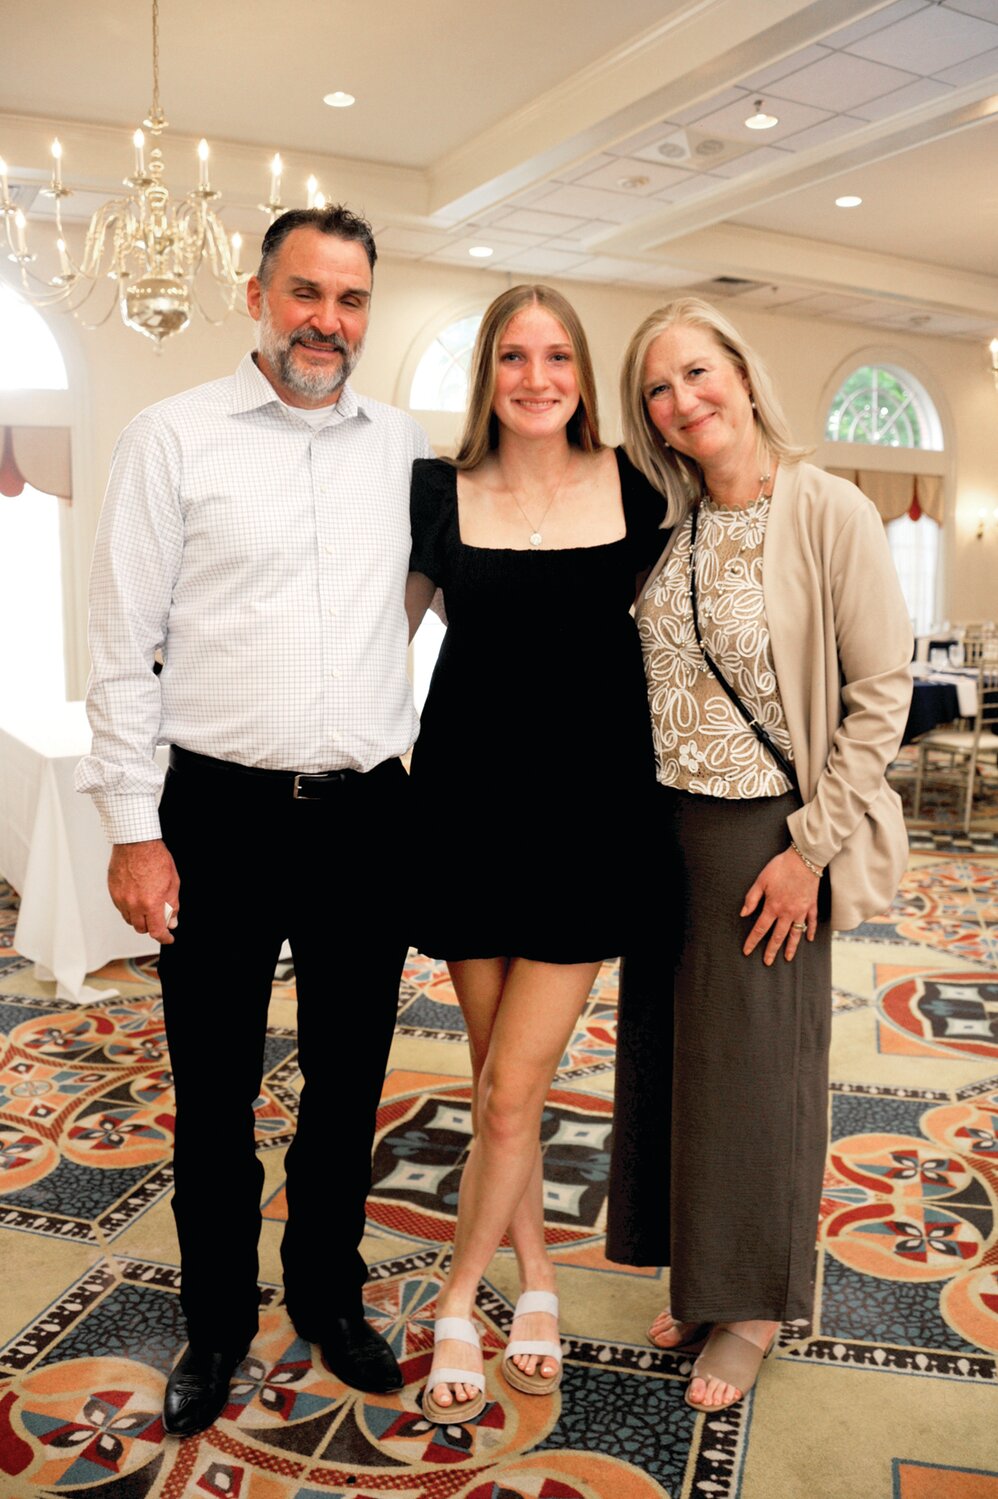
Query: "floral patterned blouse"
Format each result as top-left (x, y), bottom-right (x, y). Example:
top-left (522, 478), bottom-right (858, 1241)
top-left (637, 492), bottom-right (795, 798)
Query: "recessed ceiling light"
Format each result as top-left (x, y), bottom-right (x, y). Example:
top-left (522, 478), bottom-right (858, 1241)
top-left (323, 91), bottom-right (355, 108)
top-left (835, 194), bottom-right (862, 208)
top-left (617, 174), bottom-right (650, 190)
top-left (468, 245), bottom-right (494, 258)
top-left (695, 138), bottom-right (725, 156)
top-left (745, 99), bottom-right (779, 130)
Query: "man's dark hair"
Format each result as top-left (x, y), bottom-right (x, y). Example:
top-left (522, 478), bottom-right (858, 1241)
top-left (257, 205), bottom-right (378, 284)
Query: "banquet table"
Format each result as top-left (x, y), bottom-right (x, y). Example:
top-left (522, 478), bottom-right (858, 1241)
top-left (903, 681), bottom-right (961, 744)
top-left (0, 701), bottom-right (169, 1003)
top-left (923, 669), bottom-right (980, 718)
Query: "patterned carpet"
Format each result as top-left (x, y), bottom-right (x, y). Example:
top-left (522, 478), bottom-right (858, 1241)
top-left (0, 825), bottom-right (996, 1498)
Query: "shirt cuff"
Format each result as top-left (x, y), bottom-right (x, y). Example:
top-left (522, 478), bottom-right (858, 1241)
top-left (95, 795), bottom-right (163, 846)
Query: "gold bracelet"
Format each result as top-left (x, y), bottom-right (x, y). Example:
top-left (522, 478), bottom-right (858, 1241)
top-left (790, 841), bottom-right (824, 878)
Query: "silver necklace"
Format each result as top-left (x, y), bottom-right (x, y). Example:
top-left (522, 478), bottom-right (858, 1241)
top-left (501, 453), bottom-right (573, 547)
top-left (701, 470), bottom-right (772, 513)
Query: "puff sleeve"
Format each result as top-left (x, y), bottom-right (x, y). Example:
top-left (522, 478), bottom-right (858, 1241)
top-left (409, 458), bottom-right (455, 587)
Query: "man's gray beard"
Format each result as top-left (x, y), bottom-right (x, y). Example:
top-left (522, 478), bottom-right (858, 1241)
top-left (258, 305), bottom-right (362, 400)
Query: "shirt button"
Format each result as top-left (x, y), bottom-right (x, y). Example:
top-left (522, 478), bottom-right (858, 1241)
top-left (331, 668), bottom-right (341, 679)
top-left (331, 731), bottom-right (342, 743)
top-left (324, 544), bottom-right (335, 555)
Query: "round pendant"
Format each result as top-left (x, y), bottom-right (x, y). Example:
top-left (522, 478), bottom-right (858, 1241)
top-left (529, 532), bottom-right (543, 547)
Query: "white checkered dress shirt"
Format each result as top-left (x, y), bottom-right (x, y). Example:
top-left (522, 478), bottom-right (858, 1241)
top-left (77, 352), bottom-right (431, 844)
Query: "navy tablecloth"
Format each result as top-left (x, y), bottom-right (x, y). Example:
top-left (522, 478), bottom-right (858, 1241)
top-left (903, 681), bottom-right (961, 743)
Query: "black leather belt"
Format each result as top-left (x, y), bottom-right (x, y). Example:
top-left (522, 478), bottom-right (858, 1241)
top-left (168, 745), bottom-right (395, 800)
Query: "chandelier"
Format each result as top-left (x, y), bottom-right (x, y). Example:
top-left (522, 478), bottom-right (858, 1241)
top-left (0, 0), bottom-right (320, 346)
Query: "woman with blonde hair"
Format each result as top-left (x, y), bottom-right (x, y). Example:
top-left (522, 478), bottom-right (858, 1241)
top-left (405, 283), bottom-right (665, 1422)
top-left (607, 297), bottom-right (912, 1412)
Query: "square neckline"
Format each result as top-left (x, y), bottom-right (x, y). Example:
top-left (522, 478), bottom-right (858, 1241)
top-left (453, 448), bottom-right (628, 554)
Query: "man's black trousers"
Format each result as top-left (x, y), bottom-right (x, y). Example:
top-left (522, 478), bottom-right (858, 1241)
top-left (157, 749), bottom-right (408, 1351)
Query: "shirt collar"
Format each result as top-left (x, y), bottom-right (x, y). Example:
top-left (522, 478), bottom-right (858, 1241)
top-left (232, 351), bottom-right (371, 424)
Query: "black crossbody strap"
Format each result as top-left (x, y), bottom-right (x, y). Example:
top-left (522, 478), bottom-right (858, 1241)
top-left (689, 503), bottom-right (799, 791)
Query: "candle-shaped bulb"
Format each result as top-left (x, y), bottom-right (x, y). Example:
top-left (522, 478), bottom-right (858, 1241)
top-left (306, 174), bottom-right (318, 208)
top-left (198, 138), bottom-right (210, 188)
top-left (231, 231), bottom-right (242, 272)
top-left (133, 129), bottom-right (145, 174)
top-left (0, 156), bottom-right (8, 203)
top-left (314, 191), bottom-right (326, 209)
top-left (56, 236), bottom-right (70, 275)
top-left (51, 138), bottom-right (63, 188)
top-left (270, 153), bottom-right (283, 201)
top-left (14, 208), bottom-right (27, 254)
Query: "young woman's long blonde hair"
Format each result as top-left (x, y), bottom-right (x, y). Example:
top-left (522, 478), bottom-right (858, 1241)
top-left (454, 284), bottom-right (602, 469)
top-left (620, 297), bottom-right (810, 525)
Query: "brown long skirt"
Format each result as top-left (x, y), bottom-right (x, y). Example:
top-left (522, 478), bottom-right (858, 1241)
top-left (606, 786), bottom-right (832, 1323)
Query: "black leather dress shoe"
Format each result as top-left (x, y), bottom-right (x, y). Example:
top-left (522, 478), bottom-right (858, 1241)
top-left (163, 1344), bottom-right (248, 1437)
top-left (290, 1310), bottom-right (402, 1393)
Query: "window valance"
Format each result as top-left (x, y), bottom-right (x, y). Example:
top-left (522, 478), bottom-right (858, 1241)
top-left (826, 468), bottom-right (943, 525)
top-left (0, 425), bottom-right (72, 501)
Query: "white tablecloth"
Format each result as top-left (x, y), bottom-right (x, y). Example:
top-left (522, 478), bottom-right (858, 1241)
top-left (0, 701), bottom-right (168, 1003)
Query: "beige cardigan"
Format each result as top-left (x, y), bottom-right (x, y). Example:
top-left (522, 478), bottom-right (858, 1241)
top-left (640, 462), bottom-right (913, 931)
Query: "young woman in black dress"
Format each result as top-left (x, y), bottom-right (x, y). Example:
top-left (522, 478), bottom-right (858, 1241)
top-left (405, 285), bottom-right (665, 1422)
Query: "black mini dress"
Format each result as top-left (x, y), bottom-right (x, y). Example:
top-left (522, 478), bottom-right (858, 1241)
top-left (408, 448), bottom-right (666, 963)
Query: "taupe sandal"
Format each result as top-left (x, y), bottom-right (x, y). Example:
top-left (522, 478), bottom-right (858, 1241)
top-left (684, 1326), bottom-right (777, 1412)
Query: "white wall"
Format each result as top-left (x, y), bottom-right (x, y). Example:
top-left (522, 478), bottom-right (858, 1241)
top-left (15, 253), bottom-right (998, 698)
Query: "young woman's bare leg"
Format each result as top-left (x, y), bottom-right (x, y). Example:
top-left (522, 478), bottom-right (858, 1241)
top-left (451, 960), bottom-right (561, 1378)
top-left (428, 956), bottom-right (599, 1411)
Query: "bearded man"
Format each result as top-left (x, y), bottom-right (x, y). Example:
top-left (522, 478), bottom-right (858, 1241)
top-left (77, 206), bottom-right (430, 1435)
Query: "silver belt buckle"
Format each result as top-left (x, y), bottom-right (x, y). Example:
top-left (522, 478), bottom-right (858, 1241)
top-left (292, 773), bottom-right (314, 800)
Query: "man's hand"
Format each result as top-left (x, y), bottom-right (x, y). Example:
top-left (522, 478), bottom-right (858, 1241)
top-left (108, 840), bottom-right (180, 944)
top-left (740, 848), bottom-right (819, 966)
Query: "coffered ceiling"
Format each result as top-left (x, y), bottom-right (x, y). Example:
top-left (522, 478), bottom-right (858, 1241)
top-left (2, 0), bottom-right (996, 339)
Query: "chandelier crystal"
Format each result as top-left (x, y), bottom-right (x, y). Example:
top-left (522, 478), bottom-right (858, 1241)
top-left (0, 0), bottom-right (310, 346)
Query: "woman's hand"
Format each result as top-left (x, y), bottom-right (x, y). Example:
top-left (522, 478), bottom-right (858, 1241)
top-left (740, 848), bottom-right (819, 965)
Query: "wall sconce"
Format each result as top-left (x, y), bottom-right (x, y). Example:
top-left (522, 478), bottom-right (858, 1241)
top-left (976, 506), bottom-right (998, 540)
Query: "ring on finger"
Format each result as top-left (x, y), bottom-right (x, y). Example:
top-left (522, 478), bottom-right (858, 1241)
top-left (791, 920), bottom-right (807, 932)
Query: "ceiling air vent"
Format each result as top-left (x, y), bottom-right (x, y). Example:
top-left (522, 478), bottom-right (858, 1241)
top-left (643, 128), bottom-right (753, 169)
top-left (655, 129), bottom-right (692, 161)
top-left (5, 183), bottom-right (40, 213)
top-left (686, 276), bottom-right (767, 299)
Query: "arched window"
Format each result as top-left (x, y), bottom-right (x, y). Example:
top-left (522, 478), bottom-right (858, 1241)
top-left (0, 282), bottom-right (68, 390)
top-left (825, 364), bottom-right (941, 450)
top-left (409, 313), bottom-right (482, 412)
top-left (824, 363), bottom-right (944, 634)
top-left (0, 285), bottom-right (71, 700)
